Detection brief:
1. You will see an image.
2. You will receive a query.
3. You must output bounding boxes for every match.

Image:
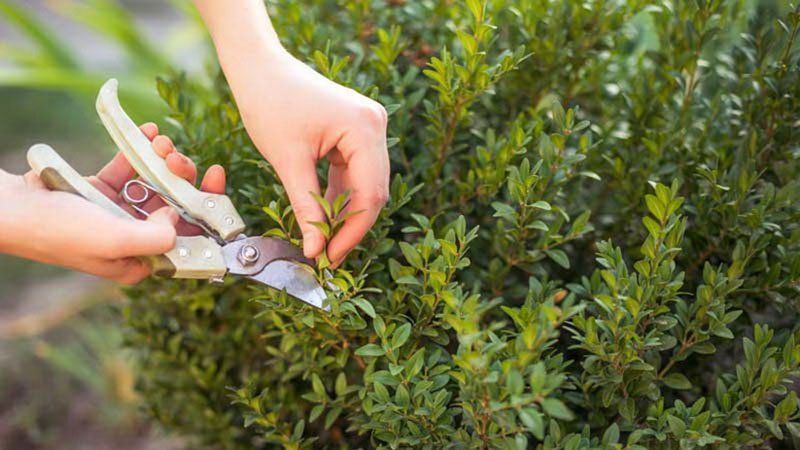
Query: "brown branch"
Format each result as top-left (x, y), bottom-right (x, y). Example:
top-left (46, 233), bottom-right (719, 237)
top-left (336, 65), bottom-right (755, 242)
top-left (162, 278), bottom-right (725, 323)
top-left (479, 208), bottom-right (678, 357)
top-left (658, 334), bottom-right (697, 379)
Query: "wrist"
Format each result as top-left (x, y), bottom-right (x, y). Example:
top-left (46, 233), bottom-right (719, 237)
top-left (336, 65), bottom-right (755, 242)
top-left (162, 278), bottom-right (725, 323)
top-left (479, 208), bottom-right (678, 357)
top-left (216, 38), bottom-right (290, 81)
top-left (0, 172), bottom-right (27, 254)
top-left (194, 0), bottom-right (289, 79)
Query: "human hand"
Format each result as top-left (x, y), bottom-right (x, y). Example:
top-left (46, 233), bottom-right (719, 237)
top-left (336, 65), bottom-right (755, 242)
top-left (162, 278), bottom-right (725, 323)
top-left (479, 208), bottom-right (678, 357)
top-left (226, 50), bottom-right (390, 267)
top-left (0, 123), bottom-right (226, 284)
top-left (192, 0), bottom-right (390, 266)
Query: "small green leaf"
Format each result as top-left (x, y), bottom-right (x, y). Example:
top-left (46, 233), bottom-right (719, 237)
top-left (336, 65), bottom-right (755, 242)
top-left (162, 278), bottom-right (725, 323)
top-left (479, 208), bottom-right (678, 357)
top-left (351, 298), bottom-right (376, 318)
top-left (519, 408), bottom-right (544, 439)
top-left (309, 220), bottom-right (331, 238)
top-left (663, 373), bottom-right (692, 390)
top-left (311, 373), bottom-right (326, 398)
top-left (395, 384), bottom-right (410, 407)
top-left (642, 216), bottom-right (661, 236)
top-left (506, 369), bottom-right (524, 395)
top-left (667, 415), bottom-right (686, 437)
top-left (541, 398), bottom-right (574, 420)
top-left (309, 404), bottom-right (325, 422)
top-left (602, 423), bottom-right (620, 445)
top-left (335, 373), bottom-right (347, 397)
top-left (309, 191), bottom-right (332, 219)
top-left (492, 201), bottom-right (517, 219)
top-left (324, 407), bottom-right (342, 429)
top-left (645, 194), bottom-right (665, 220)
top-left (292, 419), bottom-right (305, 440)
top-left (332, 191), bottom-right (350, 216)
top-left (355, 344), bottom-right (385, 357)
top-left (399, 242), bottom-right (423, 268)
top-left (531, 200), bottom-right (551, 210)
top-left (465, 0), bottom-right (485, 21)
top-left (406, 348), bottom-right (425, 379)
top-left (545, 249), bottom-right (570, 269)
top-left (391, 323), bottom-right (412, 349)
top-left (620, 398), bottom-right (636, 422)
top-left (262, 206), bottom-right (283, 225)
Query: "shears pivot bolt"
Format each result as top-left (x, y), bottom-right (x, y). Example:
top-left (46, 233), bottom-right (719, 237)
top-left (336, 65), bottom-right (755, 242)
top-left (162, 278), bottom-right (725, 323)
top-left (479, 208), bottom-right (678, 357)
top-left (238, 244), bottom-right (260, 266)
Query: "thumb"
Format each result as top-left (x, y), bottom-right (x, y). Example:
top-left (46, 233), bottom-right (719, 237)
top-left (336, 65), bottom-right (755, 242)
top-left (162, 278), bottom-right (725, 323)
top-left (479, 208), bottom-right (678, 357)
top-left (147, 206), bottom-right (180, 228)
top-left (274, 155), bottom-right (326, 258)
top-left (110, 207), bottom-right (177, 257)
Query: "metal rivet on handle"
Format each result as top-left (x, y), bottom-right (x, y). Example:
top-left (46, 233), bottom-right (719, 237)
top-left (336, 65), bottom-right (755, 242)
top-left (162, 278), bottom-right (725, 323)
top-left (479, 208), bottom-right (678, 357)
top-left (206, 198), bottom-right (216, 208)
top-left (202, 248), bottom-right (214, 259)
top-left (224, 215), bottom-right (235, 225)
top-left (178, 247), bottom-right (189, 257)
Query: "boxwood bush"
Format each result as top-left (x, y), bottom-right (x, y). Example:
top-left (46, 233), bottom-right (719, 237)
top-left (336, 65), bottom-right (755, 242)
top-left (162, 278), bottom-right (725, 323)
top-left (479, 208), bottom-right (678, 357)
top-left (124, 0), bottom-right (800, 448)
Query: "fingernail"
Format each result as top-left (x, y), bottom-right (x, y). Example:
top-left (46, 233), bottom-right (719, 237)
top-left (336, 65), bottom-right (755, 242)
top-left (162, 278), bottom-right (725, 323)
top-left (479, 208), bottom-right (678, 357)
top-left (148, 206), bottom-right (180, 226)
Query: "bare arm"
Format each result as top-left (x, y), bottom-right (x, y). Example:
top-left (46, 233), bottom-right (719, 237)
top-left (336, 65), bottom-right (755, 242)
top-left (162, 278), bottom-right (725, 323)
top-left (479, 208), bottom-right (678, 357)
top-left (193, 0), bottom-right (390, 267)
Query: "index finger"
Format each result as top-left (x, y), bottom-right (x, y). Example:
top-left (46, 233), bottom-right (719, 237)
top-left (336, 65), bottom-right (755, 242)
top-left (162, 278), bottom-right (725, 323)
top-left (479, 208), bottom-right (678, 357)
top-left (325, 135), bottom-right (390, 265)
top-left (95, 123), bottom-right (159, 191)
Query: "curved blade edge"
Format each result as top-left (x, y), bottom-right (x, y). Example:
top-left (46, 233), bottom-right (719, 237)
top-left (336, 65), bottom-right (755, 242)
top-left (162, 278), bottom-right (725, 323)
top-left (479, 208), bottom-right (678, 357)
top-left (248, 260), bottom-right (328, 310)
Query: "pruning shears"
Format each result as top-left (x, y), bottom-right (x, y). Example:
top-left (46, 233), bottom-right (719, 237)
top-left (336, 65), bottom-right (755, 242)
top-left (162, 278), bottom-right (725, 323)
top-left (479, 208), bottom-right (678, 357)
top-left (26, 79), bottom-right (327, 309)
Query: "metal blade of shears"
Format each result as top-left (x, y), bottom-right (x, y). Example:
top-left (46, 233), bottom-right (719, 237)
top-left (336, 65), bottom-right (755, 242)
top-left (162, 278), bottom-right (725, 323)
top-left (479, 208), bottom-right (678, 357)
top-left (249, 260), bottom-right (327, 309)
top-left (222, 237), bottom-right (328, 310)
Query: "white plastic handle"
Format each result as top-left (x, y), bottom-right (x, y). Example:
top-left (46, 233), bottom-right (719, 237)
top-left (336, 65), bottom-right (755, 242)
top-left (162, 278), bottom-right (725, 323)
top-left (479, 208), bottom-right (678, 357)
top-left (95, 79), bottom-right (246, 241)
top-left (26, 143), bottom-right (228, 279)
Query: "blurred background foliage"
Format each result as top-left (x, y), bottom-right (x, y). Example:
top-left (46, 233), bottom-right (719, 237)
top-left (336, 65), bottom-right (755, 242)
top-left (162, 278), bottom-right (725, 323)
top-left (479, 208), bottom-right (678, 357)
top-left (0, 1), bottom-right (207, 448)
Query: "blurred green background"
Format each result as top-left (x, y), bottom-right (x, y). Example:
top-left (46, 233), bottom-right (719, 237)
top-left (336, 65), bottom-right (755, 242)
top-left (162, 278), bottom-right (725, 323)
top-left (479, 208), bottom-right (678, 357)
top-left (0, 1), bottom-right (207, 448)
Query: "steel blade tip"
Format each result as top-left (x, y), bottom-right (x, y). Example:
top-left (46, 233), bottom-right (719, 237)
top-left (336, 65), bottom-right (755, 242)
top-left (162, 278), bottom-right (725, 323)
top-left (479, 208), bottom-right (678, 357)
top-left (249, 260), bottom-right (329, 311)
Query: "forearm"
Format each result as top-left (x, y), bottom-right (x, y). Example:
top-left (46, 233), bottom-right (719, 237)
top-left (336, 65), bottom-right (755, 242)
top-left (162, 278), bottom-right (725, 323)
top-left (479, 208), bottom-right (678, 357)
top-left (192, 0), bottom-right (287, 84)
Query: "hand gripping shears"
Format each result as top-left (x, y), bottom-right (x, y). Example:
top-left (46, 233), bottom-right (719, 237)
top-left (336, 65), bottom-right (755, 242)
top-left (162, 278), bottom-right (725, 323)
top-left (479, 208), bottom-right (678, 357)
top-left (26, 79), bottom-right (327, 309)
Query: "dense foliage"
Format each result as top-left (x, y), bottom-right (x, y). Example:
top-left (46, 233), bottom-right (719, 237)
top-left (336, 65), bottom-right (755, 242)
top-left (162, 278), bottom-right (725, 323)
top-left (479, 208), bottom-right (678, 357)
top-left (124, 0), bottom-right (800, 448)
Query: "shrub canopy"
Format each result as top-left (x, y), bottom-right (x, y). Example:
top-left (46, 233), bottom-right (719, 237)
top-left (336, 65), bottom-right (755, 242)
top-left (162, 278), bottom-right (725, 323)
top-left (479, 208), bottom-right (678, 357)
top-left (124, 0), bottom-right (800, 448)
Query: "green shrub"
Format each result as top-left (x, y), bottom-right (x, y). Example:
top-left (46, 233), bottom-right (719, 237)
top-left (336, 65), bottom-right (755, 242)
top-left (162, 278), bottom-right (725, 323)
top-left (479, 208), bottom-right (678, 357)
top-left (124, 1), bottom-right (800, 448)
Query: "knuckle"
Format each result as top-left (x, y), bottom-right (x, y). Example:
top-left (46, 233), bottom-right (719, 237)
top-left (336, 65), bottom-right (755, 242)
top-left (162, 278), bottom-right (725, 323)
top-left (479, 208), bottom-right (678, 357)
top-left (375, 103), bottom-right (389, 125)
top-left (293, 200), bottom-right (324, 223)
top-left (156, 231), bottom-right (178, 254)
top-left (366, 187), bottom-right (390, 206)
top-left (114, 262), bottom-right (148, 285)
top-left (156, 225), bottom-right (178, 249)
top-left (354, 102), bottom-right (388, 129)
